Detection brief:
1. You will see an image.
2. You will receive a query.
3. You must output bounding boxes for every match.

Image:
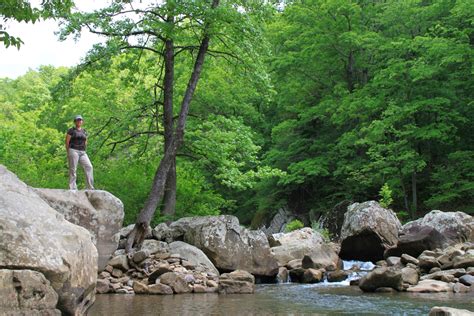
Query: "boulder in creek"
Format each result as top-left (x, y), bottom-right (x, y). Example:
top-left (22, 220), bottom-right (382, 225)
top-left (358, 267), bottom-right (403, 292)
top-left (453, 253), bottom-right (474, 269)
top-left (35, 188), bottom-right (124, 271)
top-left (459, 274), bottom-right (474, 286)
top-left (148, 283), bottom-right (174, 295)
top-left (0, 269), bottom-right (60, 315)
top-left (168, 215), bottom-right (279, 276)
top-left (0, 165), bottom-right (98, 315)
top-left (169, 241), bottom-right (219, 275)
top-left (302, 268), bottom-right (324, 283)
top-left (429, 306), bottom-right (474, 316)
top-left (420, 268), bottom-right (466, 281)
top-left (403, 210), bottom-right (474, 244)
top-left (339, 201), bottom-right (402, 262)
top-left (385, 226), bottom-right (451, 259)
top-left (218, 270), bottom-right (255, 294)
top-left (407, 279), bottom-right (451, 293)
top-left (276, 267), bottom-right (289, 283)
top-left (270, 228), bottom-right (341, 270)
top-left (158, 272), bottom-right (192, 294)
top-left (401, 267), bottom-right (419, 285)
top-left (327, 270), bottom-right (350, 282)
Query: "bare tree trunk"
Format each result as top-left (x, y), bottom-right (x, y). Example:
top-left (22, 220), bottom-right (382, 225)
top-left (162, 161), bottom-right (176, 216)
top-left (126, 0), bottom-right (219, 251)
top-left (162, 34), bottom-right (177, 217)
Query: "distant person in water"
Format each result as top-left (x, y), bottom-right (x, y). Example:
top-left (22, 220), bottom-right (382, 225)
top-left (65, 115), bottom-right (94, 190)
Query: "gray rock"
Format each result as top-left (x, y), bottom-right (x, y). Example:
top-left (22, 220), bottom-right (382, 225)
top-left (286, 259), bottom-right (302, 270)
top-left (340, 201), bottom-right (401, 262)
top-left (35, 188), bottom-right (124, 271)
top-left (401, 254), bottom-right (419, 265)
top-left (96, 279), bottom-right (110, 294)
top-left (132, 281), bottom-right (149, 294)
top-left (302, 268), bottom-right (323, 283)
top-left (271, 228), bottom-right (340, 270)
top-left (169, 215), bottom-right (279, 276)
top-left (108, 255), bottom-right (130, 271)
top-left (401, 267), bottom-right (419, 285)
top-left (327, 270), bottom-right (350, 282)
top-left (407, 280), bottom-right (451, 293)
top-left (159, 272), bottom-right (191, 294)
top-left (218, 270), bottom-right (255, 294)
top-left (169, 241), bottom-right (219, 275)
top-left (421, 268), bottom-right (466, 281)
top-left (0, 269), bottom-right (60, 315)
top-left (453, 254), bottom-right (474, 269)
top-left (0, 165), bottom-right (98, 315)
top-left (277, 267), bottom-right (289, 283)
top-left (429, 306), bottom-right (474, 316)
top-left (141, 240), bottom-right (169, 255)
top-left (459, 275), bottom-right (474, 286)
top-left (404, 210), bottom-right (473, 244)
top-left (148, 283), bottom-right (173, 295)
top-left (385, 226), bottom-right (450, 258)
top-left (386, 256), bottom-right (401, 267)
top-left (132, 250), bottom-right (149, 264)
top-left (418, 255), bottom-right (440, 270)
top-left (359, 267), bottom-right (403, 292)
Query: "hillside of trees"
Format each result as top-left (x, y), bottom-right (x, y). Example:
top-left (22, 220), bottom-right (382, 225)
top-left (1, 0), bottom-right (472, 229)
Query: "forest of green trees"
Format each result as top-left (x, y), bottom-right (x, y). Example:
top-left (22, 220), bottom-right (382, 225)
top-left (1, 0), bottom-right (472, 229)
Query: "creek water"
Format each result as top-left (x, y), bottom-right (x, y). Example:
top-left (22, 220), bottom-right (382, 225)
top-left (87, 261), bottom-right (474, 315)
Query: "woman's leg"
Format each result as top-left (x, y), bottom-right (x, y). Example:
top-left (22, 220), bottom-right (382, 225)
top-left (79, 152), bottom-right (95, 190)
top-left (68, 149), bottom-right (79, 190)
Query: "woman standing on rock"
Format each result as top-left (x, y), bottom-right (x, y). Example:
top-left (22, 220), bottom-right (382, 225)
top-left (65, 115), bottom-right (94, 190)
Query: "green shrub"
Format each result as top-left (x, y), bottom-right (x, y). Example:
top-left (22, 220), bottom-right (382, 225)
top-left (379, 183), bottom-right (393, 208)
top-left (285, 219), bottom-right (304, 232)
top-left (311, 221), bottom-right (331, 242)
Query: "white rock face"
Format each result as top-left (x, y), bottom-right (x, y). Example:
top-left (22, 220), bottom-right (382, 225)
top-left (339, 201), bottom-right (402, 261)
top-left (270, 228), bottom-right (340, 269)
top-left (169, 241), bottom-right (219, 275)
top-left (35, 188), bottom-right (124, 270)
top-left (403, 210), bottom-right (474, 243)
top-left (169, 215), bottom-right (279, 276)
top-left (0, 165), bottom-right (98, 315)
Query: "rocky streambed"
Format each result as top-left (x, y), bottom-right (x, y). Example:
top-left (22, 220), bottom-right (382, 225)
top-left (1, 163), bottom-right (473, 315)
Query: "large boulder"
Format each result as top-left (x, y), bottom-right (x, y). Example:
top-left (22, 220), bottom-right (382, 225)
top-left (167, 215), bottom-right (279, 276)
top-left (339, 201), bottom-right (402, 262)
top-left (358, 267), bottom-right (403, 292)
top-left (218, 270), bottom-right (255, 294)
top-left (429, 306), bottom-right (474, 316)
top-left (403, 210), bottom-right (473, 243)
top-left (384, 226), bottom-right (450, 258)
top-left (0, 165), bottom-right (98, 315)
top-left (169, 241), bottom-right (219, 275)
top-left (270, 228), bottom-right (340, 270)
top-left (34, 188), bottom-right (124, 271)
top-left (385, 211), bottom-right (474, 258)
top-left (0, 269), bottom-right (60, 315)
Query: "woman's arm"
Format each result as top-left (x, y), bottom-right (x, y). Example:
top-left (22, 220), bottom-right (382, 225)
top-left (65, 134), bottom-right (71, 152)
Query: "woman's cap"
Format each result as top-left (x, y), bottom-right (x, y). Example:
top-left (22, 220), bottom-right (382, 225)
top-left (74, 115), bottom-right (83, 121)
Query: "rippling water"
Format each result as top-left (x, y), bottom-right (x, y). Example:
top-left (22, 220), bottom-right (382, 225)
top-left (87, 283), bottom-right (474, 315)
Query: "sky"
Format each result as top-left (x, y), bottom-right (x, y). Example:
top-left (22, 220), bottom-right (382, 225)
top-left (0, 2), bottom-right (106, 79)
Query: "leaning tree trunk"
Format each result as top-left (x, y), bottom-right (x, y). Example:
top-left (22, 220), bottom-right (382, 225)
top-left (162, 34), bottom-right (177, 217)
top-left (126, 0), bottom-right (219, 252)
